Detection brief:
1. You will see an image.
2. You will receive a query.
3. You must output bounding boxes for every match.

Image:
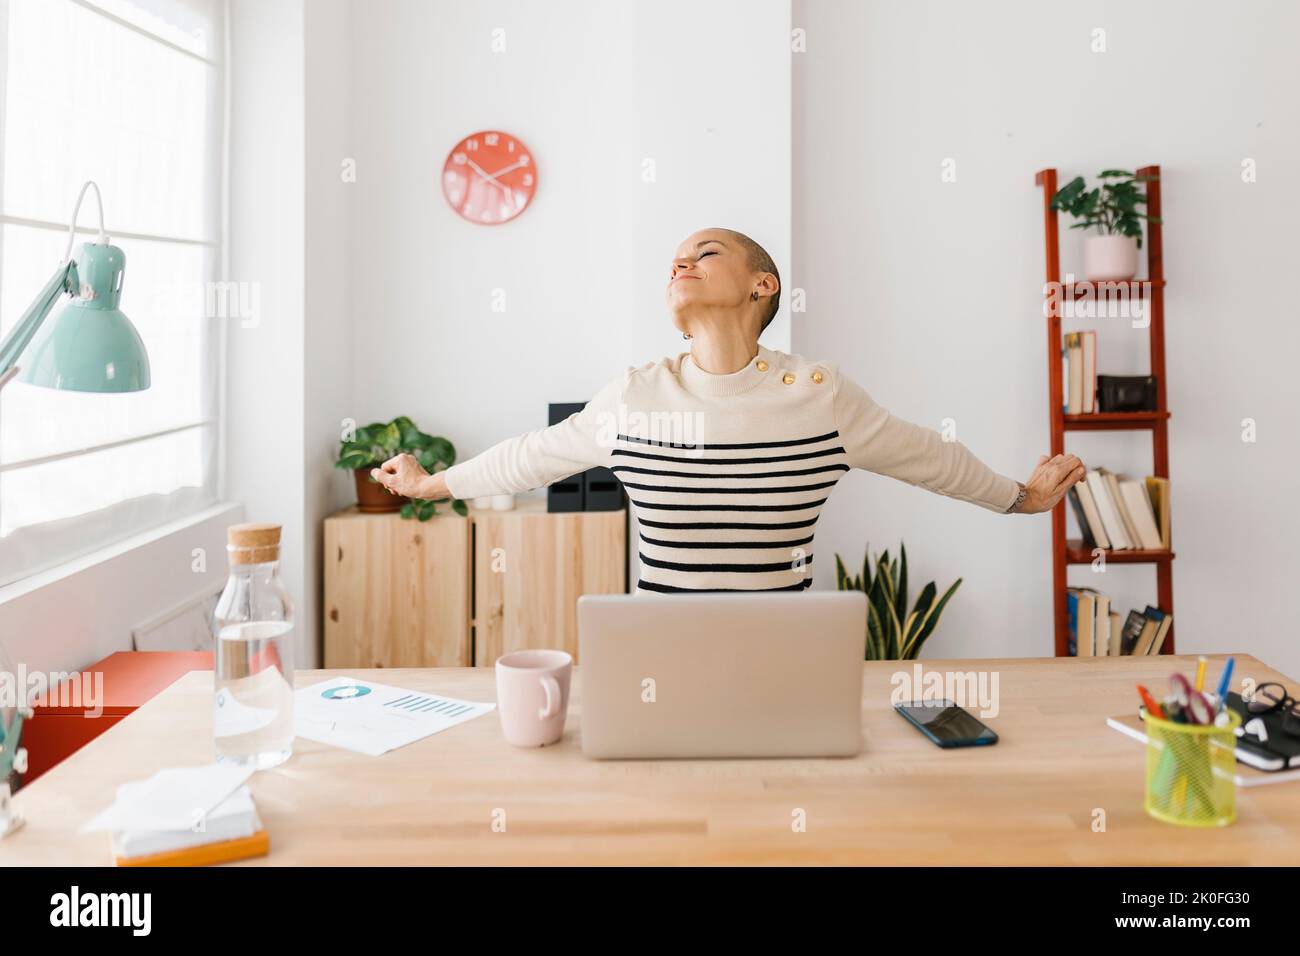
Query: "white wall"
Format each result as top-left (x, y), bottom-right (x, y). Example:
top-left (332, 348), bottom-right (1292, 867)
top-left (793, 0), bottom-right (1300, 673)
top-left (303, 0), bottom-right (356, 666)
top-left (225, 0), bottom-right (794, 657)
top-left (348, 0), bottom-right (792, 495)
top-left (225, 0), bottom-right (356, 670)
top-left (225, 0), bottom-right (310, 662)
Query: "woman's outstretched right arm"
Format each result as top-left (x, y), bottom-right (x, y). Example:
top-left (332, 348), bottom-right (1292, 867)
top-left (371, 372), bottom-right (626, 501)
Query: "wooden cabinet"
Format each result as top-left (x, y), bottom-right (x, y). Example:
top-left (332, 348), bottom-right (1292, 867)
top-left (471, 499), bottom-right (627, 667)
top-left (322, 499), bottom-right (627, 668)
top-left (324, 507), bottom-right (472, 668)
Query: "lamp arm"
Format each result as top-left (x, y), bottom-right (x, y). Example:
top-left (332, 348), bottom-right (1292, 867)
top-left (0, 260), bottom-right (78, 387)
top-left (0, 181), bottom-right (107, 389)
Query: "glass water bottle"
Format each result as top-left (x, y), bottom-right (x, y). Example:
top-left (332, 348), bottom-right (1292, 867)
top-left (212, 522), bottom-right (295, 769)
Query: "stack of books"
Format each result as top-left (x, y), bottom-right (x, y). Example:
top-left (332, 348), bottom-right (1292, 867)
top-left (1068, 589), bottom-right (1173, 657)
top-left (1066, 468), bottom-right (1170, 551)
top-left (1062, 331), bottom-right (1097, 414)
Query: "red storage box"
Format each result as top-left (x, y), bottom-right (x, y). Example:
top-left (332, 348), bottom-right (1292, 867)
top-left (22, 650), bottom-right (213, 785)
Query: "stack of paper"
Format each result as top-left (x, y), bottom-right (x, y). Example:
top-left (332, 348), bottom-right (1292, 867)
top-left (82, 764), bottom-right (268, 866)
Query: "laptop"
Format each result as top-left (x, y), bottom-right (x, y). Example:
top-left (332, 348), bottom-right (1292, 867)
top-left (577, 591), bottom-right (867, 759)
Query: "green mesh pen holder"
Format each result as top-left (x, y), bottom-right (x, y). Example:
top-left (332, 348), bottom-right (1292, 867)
top-left (1143, 708), bottom-right (1240, 828)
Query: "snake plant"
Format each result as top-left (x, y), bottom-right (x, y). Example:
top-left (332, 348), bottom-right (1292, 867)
top-left (834, 542), bottom-right (962, 660)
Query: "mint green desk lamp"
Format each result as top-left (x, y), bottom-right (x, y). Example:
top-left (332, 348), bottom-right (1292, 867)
top-left (0, 180), bottom-right (149, 392)
top-left (0, 181), bottom-right (150, 836)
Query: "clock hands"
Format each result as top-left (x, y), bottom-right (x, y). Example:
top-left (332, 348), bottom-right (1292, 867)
top-left (485, 157), bottom-right (529, 180)
top-left (466, 158), bottom-right (515, 197)
top-left (465, 157), bottom-right (529, 207)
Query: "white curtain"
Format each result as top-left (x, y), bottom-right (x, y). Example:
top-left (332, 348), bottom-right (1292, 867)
top-left (0, 0), bottom-right (224, 585)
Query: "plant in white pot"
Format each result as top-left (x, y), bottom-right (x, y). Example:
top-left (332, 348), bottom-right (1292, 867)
top-left (1049, 170), bottom-right (1161, 281)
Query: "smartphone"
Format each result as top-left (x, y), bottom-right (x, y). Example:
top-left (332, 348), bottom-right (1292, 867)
top-left (894, 699), bottom-right (998, 748)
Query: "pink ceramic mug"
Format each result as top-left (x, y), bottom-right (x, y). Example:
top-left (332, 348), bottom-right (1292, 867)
top-left (495, 650), bottom-right (572, 747)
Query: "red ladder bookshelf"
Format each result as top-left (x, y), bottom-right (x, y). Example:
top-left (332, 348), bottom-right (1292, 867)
top-left (1035, 165), bottom-right (1175, 657)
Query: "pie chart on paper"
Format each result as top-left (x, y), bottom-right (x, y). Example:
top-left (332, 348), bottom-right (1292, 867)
top-left (321, 684), bottom-right (372, 701)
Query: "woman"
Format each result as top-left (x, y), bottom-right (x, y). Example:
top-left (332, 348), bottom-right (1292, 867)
top-left (373, 227), bottom-right (1085, 593)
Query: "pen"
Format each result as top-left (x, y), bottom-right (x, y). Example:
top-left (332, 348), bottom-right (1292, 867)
top-left (1137, 684), bottom-right (1166, 719)
top-left (1195, 657), bottom-right (1207, 692)
top-left (1214, 657), bottom-right (1235, 713)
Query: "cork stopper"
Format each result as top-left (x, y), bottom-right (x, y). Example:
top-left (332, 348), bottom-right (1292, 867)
top-left (227, 522), bottom-right (281, 565)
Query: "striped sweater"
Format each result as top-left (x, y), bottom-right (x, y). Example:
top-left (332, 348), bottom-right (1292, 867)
top-left (441, 345), bottom-right (1020, 593)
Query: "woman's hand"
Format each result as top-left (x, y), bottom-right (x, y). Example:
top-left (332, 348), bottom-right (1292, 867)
top-left (1017, 453), bottom-right (1086, 514)
top-left (370, 453), bottom-right (445, 500)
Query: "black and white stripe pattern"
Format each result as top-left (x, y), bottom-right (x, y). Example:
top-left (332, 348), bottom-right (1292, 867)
top-left (611, 430), bottom-right (850, 593)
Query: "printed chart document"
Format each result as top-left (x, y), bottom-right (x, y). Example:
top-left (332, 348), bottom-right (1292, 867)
top-left (294, 677), bottom-right (495, 756)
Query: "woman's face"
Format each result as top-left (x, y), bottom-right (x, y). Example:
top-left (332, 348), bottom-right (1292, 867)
top-left (666, 229), bottom-right (752, 317)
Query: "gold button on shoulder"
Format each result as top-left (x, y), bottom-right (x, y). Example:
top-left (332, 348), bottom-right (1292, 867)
top-left (811, 370), bottom-right (824, 384)
top-left (782, 372), bottom-right (795, 385)
top-left (756, 359), bottom-right (769, 372)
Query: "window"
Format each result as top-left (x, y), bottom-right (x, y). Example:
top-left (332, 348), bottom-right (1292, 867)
top-left (0, 0), bottom-right (224, 585)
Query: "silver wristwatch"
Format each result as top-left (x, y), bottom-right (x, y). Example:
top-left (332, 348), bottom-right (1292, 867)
top-left (1005, 481), bottom-right (1027, 514)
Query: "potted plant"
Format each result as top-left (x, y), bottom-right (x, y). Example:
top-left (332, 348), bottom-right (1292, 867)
top-left (835, 542), bottom-right (961, 660)
top-left (1049, 169), bottom-right (1161, 281)
top-left (334, 416), bottom-right (468, 520)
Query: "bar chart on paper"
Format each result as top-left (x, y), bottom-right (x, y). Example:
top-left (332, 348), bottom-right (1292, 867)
top-left (383, 693), bottom-right (480, 718)
top-left (294, 677), bottom-right (495, 756)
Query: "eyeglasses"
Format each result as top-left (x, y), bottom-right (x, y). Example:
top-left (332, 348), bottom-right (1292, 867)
top-left (1244, 682), bottom-right (1300, 738)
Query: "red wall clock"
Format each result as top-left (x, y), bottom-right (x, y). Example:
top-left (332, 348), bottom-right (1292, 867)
top-left (441, 130), bottom-right (537, 225)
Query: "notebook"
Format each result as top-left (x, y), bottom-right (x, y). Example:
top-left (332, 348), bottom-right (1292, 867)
top-left (112, 785), bottom-right (269, 866)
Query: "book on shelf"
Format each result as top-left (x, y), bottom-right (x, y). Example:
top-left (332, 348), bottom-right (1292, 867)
top-left (1144, 476), bottom-right (1171, 548)
top-left (1073, 468), bottom-right (1170, 553)
top-left (1061, 331), bottom-right (1097, 414)
top-left (1103, 470), bottom-right (1141, 548)
top-left (1119, 479), bottom-right (1163, 549)
top-left (1085, 468), bottom-right (1132, 549)
top-left (1069, 592), bottom-right (1171, 657)
top-left (1067, 482), bottom-right (1109, 550)
top-left (1093, 592), bottom-right (1110, 656)
top-left (1119, 609), bottom-right (1147, 655)
top-left (1133, 605), bottom-right (1174, 656)
top-left (1071, 588), bottom-right (1095, 656)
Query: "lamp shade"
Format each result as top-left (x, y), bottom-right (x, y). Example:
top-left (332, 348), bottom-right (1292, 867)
top-left (18, 242), bottom-right (149, 392)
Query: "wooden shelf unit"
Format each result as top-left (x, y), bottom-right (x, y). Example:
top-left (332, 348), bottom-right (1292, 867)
top-left (1036, 165), bottom-right (1175, 657)
top-left (1063, 410), bottom-right (1169, 431)
top-left (323, 499), bottom-right (629, 669)
top-left (1059, 279), bottom-right (1165, 299)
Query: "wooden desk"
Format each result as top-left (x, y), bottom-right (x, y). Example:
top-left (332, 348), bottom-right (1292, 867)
top-left (6, 654), bottom-right (1299, 865)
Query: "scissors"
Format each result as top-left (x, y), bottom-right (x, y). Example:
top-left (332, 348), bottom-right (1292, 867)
top-left (1169, 672), bottom-right (1215, 726)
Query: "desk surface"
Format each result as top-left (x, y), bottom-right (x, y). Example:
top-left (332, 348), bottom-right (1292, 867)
top-left (6, 654), bottom-right (1299, 865)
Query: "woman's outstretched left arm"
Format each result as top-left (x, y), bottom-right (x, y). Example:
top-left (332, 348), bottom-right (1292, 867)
top-left (833, 370), bottom-right (1083, 514)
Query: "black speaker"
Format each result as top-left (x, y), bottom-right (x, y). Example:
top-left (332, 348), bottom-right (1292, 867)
top-left (1097, 375), bottom-right (1157, 413)
top-left (584, 466), bottom-right (625, 511)
top-left (547, 402), bottom-right (587, 513)
top-left (546, 401), bottom-right (626, 512)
